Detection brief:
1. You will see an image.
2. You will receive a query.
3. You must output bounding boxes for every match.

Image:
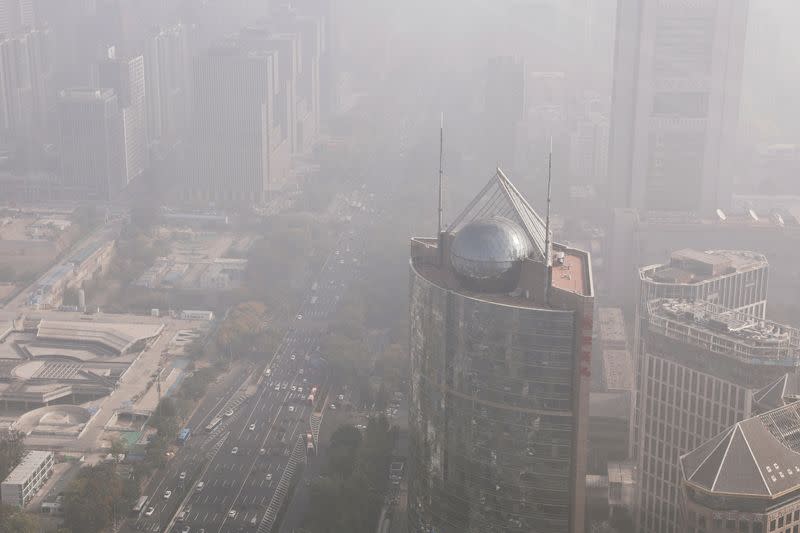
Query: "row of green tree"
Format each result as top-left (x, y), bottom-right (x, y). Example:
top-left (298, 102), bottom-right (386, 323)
top-left (305, 417), bottom-right (397, 533)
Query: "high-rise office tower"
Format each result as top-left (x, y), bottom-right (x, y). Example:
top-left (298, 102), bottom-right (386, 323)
top-left (189, 44), bottom-right (288, 206)
top-left (237, 27), bottom-right (299, 155)
top-left (145, 23), bottom-right (191, 157)
top-left (608, 1), bottom-right (749, 213)
top-left (635, 298), bottom-right (800, 533)
top-left (680, 373), bottom-right (800, 533)
top-left (57, 88), bottom-right (125, 200)
top-left (408, 169), bottom-right (594, 533)
top-left (631, 249), bottom-right (769, 458)
top-left (270, 6), bottom-right (323, 153)
top-left (0, 0), bottom-right (35, 35)
top-left (0, 27), bottom-right (53, 148)
top-left (97, 52), bottom-right (148, 185)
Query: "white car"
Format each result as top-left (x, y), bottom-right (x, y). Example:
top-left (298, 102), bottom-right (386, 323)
top-left (163, 490), bottom-right (172, 499)
top-left (296, 314), bottom-right (303, 320)
top-left (145, 506), bottom-right (155, 517)
top-left (288, 406), bottom-right (295, 412)
top-left (330, 404), bottom-right (337, 410)
top-left (298, 368), bottom-right (304, 375)
top-left (266, 473), bottom-right (272, 481)
top-left (338, 394), bottom-right (345, 401)
top-left (297, 387), bottom-right (303, 393)
top-left (274, 384), bottom-right (280, 391)
top-left (249, 423), bottom-right (256, 431)
top-left (291, 385), bottom-right (296, 392)
top-left (231, 447), bottom-right (239, 455)
top-left (224, 408), bottom-right (234, 417)
top-left (228, 509), bottom-right (237, 519)
top-left (290, 354), bottom-right (296, 361)
top-left (259, 448), bottom-right (266, 456)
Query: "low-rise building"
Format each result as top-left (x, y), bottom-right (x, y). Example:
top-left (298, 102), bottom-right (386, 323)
top-left (1, 450), bottom-right (54, 507)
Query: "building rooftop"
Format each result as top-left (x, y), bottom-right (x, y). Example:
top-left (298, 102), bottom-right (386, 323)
top-left (597, 307), bottom-right (627, 348)
top-left (602, 349), bottom-right (633, 391)
top-left (2, 450), bottom-right (51, 485)
top-left (641, 249), bottom-right (767, 284)
top-left (37, 320), bottom-right (164, 355)
top-left (411, 168), bottom-right (592, 302)
top-left (681, 400), bottom-right (800, 498)
top-left (754, 374), bottom-right (800, 412)
top-left (647, 299), bottom-right (800, 366)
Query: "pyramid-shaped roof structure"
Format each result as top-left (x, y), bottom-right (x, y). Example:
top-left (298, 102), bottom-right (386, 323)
top-left (447, 168), bottom-right (551, 264)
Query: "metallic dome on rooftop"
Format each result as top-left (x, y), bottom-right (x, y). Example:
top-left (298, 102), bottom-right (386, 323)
top-left (450, 216), bottom-right (532, 291)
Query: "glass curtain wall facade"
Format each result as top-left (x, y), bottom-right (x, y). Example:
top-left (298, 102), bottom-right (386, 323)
top-left (408, 268), bottom-right (578, 532)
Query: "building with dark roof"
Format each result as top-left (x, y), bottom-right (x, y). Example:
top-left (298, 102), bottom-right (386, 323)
top-left (680, 398), bottom-right (800, 533)
top-left (635, 299), bottom-right (800, 533)
top-left (408, 169), bottom-right (594, 533)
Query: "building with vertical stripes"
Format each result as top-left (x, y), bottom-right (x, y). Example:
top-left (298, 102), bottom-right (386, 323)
top-left (408, 169), bottom-right (594, 533)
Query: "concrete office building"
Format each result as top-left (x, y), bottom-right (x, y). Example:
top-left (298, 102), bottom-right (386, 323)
top-left (57, 88), bottom-right (125, 200)
top-left (608, 0), bottom-right (748, 213)
top-left (408, 169), bottom-right (594, 533)
top-left (631, 249), bottom-right (769, 459)
top-left (636, 298), bottom-right (800, 533)
top-left (236, 27), bottom-right (300, 154)
top-left (97, 52), bottom-right (149, 184)
top-left (680, 397), bottom-right (800, 533)
top-left (1, 450), bottom-right (53, 507)
top-left (145, 23), bottom-right (191, 157)
top-left (0, 0), bottom-right (35, 36)
top-left (189, 44), bottom-right (289, 206)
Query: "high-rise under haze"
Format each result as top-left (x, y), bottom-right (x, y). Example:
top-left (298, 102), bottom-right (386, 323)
top-left (608, 0), bottom-right (749, 213)
top-left (97, 51), bottom-right (149, 185)
top-left (635, 298), bottom-right (800, 533)
top-left (57, 88), bottom-right (125, 200)
top-left (187, 44), bottom-right (289, 206)
top-left (408, 170), bottom-right (594, 533)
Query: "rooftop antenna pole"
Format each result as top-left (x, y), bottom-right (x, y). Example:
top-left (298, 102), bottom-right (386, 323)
top-left (438, 112), bottom-right (444, 235)
top-left (544, 137), bottom-right (553, 304)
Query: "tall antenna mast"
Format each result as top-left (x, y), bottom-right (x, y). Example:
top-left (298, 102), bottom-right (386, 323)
top-left (438, 112), bottom-right (444, 235)
top-left (544, 137), bottom-right (553, 303)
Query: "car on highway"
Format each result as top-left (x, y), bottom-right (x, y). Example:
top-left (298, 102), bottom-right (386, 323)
top-left (163, 490), bottom-right (172, 499)
top-left (231, 447), bottom-right (239, 454)
top-left (249, 423), bottom-right (256, 431)
top-left (266, 473), bottom-right (272, 481)
top-left (144, 506), bottom-right (155, 517)
top-left (228, 509), bottom-right (237, 519)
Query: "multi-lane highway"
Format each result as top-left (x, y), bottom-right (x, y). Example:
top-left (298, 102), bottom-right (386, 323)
top-left (124, 202), bottom-right (367, 533)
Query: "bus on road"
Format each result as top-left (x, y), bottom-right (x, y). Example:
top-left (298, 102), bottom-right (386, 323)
top-left (205, 417), bottom-right (222, 431)
top-left (177, 427), bottom-right (191, 445)
top-left (131, 495), bottom-right (148, 517)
